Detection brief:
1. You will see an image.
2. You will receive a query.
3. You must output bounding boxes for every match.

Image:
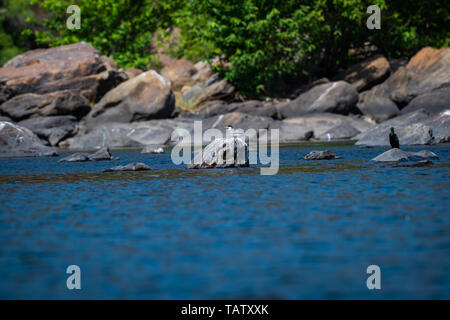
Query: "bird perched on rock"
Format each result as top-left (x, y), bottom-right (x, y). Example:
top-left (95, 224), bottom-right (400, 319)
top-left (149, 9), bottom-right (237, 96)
top-left (389, 127), bottom-right (400, 149)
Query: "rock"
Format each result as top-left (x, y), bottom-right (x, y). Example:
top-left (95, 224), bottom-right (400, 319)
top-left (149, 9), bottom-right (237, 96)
top-left (193, 100), bottom-right (279, 119)
top-left (124, 68), bottom-right (143, 79)
top-left (0, 42), bottom-right (126, 102)
top-left (142, 146), bottom-right (164, 154)
top-left (192, 61), bottom-right (214, 82)
top-left (333, 54), bottom-right (390, 92)
top-left (356, 96), bottom-right (400, 123)
top-left (0, 121), bottom-right (57, 157)
top-left (357, 47), bottom-right (450, 110)
top-left (401, 86), bottom-right (450, 115)
top-left (82, 71), bottom-right (175, 132)
top-left (59, 147), bottom-right (113, 162)
top-left (58, 153), bottom-right (90, 162)
top-left (271, 121), bottom-right (313, 142)
top-left (181, 78), bottom-right (235, 108)
top-left (355, 109), bottom-right (448, 146)
top-left (88, 147), bottom-right (113, 161)
top-left (282, 113), bottom-right (373, 139)
top-left (0, 116), bottom-right (13, 122)
top-left (103, 162), bottom-right (151, 172)
top-left (18, 115), bottom-right (77, 146)
top-left (304, 150), bottom-right (336, 160)
top-left (279, 81), bottom-right (359, 117)
top-left (0, 90), bottom-right (90, 121)
top-left (394, 159), bottom-right (433, 167)
top-left (316, 122), bottom-right (361, 141)
top-left (161, 58), bottom-right (197, 88)
top-left (70, 119), bottom-right (193, 149)
top-left (371, 148), bottom-right (439, 162)
top-left (187, 137), bottom-right (249, 169)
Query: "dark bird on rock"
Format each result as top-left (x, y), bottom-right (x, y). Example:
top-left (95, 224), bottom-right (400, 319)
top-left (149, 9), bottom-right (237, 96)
top-left (389, 127), bottom-right (400, 149)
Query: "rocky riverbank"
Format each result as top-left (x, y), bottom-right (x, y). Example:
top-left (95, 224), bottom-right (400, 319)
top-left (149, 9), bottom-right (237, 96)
top-left (0, 42), bottom-right (449, 157)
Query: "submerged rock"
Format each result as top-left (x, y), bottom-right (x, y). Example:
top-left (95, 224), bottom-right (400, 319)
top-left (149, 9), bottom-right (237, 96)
top-left (0, 121), bottom-right (57, 157)
top-left (58, 153), bottom-right (90, 162)
top-left (187, 137), bottom-right (249, 169)
top-left (304, 150), bottom-right (336, 160)
top-left (371, 148), bottom-right (439, 162)
top-left (103, 162), bottom-right (151, 172)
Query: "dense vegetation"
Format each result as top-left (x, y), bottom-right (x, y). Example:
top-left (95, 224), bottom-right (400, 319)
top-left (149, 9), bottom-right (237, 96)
top-left (1, 0), bottom-right (449, 96)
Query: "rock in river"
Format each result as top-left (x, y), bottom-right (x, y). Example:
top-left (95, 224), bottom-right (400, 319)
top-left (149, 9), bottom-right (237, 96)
top-left (304, 150), bottom-right (336, 160)
top-left (188, 137), bottom-right (249, 169)
top-left (59, 147), bottom-right (114, 162)
top-left (0, 121), bottom-right (57, 157)
top-left (103, 162), bottom-right (151, 172)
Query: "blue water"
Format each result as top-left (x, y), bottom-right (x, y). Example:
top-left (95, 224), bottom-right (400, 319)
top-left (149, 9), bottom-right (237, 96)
top-left (0, 143), bottom-right (449, 299)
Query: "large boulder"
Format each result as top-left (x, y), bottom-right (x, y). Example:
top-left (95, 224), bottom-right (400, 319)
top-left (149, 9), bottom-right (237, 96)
top-left (18, 115), bottom-right (77, 146)
top-left (357, 47), bottom-right (450, 111)
top-left (282, 113), bottom-right (373, 140)
top-left (0, 121), bottom-right (57, 157)
top-left (193, 100), bottom-right (279, 119)
top-left (333, 54), bottom-right (390, 92)
top-left (271, 121), bottom-right (313, 142)
top-left (82, 70), bottom-right (175, 132)
top-left (355, 108), bottom-right (450, 146)
top-left (0, 90), bottom-right (90, 121)
top-left (69, 119), bottom-right (193, 149)
top-left (356, 96), bottom-right (400, 123)
top-left (401, 86), bottom-right (450, 115)
top-left (161, 58), bottom-right (197, 89)
top-left (0, 42), bottom-right (126, 102)
top-left (187, 137), bottom-right (249, 169)
top-left (279, 81), bottom-right (359, 117)
top-left (371, 148), bottom-right (439, 162)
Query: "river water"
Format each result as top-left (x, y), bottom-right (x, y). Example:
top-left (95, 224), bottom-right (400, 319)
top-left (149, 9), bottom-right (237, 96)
top-left (0, 142), bottom-right (449, 299)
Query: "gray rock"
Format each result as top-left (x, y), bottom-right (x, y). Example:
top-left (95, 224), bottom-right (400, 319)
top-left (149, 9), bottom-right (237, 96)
top-left (355, 109), bottom-right (448, 146)
top-left (0, 90), bottom-right (90, 121)
top-left (401, 86), bottom-right (450, 115)
top-left (271, 121), bottom-right (313, 142)
top-left (193, 100), bottom-right (279, 119)
top-left (188, 136), bottom-right (249, 169)
top-left (317, 122), bottom-right (361, 141)
top-left (0, 121), bottom-right (57, 157)
top-left (70, 119), bottom-right (193, 149)
top-left (282, 113), bottom-right (373, 139)
top-left (18, 115), bottom-right (77, 146)
top-left (181, 78), bottom-right (235, 108)
top-left (103, 162), bottom-right (151, 172)
top-left (371, 148), bottom-right (439, 162)
top-left (304, 150), bottom-right (336, 160)
top-left (59, 153), bottom-right (90, 162)
top-left (356, 96), bottom-right (400, 123)
top-left (82, 71), bottom-right (175, 132)
top-left (279, 81), bottom-right (359, 117)
top-left (88, 147), bottom-right (113, 161)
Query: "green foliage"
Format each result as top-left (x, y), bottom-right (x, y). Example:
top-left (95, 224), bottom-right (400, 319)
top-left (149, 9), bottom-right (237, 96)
top-left (3, 0), bottom-right (449, 95)
top-left (27, 0), bottom-right (187, 69)
top-left (0, 0), bottom-right (36, 65)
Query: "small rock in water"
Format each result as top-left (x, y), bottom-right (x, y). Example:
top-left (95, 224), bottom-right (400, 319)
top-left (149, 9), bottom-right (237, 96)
top-left (58, 153), bottom-right (90, 162)
top-left (141, 146), bottom-right (164, 154)
top-left (88, 147), bottom-right (114, 161)
top-left (304, 150), bottom-right (336, 160)
top-left (102, 162), bottom-right (151, 172)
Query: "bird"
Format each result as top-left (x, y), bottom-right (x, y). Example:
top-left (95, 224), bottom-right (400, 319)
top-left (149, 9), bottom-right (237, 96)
top-left (225, 125), bottom-right (241, 137)
top-left (389, 127), bottom-right (400, 149)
